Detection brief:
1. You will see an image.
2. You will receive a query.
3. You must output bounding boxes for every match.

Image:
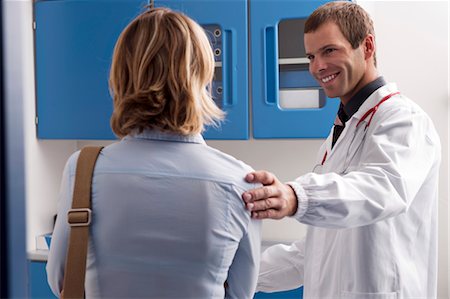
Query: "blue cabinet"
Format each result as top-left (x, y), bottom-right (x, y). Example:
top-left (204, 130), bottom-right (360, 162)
top-left (34, 0), bottom-right (249, 140)
top-left (34, 0), bottom-right (147, 139)
top-left (250, 1), bottom-right (340, 138)
top-left (35, 0), bottom-right (336, 139)
top-left (255, 287), bottom-right (303, 299)
top-left (28, 261), bottom-right (57, 299)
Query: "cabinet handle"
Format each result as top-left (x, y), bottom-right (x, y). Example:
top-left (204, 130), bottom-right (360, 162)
top-left (222, 29), bottom-right (236, 107)
top-left (264, 26), bottom-right (279, 105)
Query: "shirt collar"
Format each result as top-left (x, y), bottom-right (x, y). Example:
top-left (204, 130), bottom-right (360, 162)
top-left (341, 76), bottom-right (387, 121)
top-left (124, 129), bottom-right (206, 145)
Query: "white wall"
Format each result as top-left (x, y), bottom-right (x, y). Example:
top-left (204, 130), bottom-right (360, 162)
top-left (25, 0), bottom-right (448, 297)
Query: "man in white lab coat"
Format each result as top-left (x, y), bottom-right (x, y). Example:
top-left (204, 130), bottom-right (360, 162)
top-left (242, 2), bottom-right (441, 298)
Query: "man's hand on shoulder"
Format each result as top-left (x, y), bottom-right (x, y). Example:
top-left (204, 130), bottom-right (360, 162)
top-left (242, 171), bottom-right (298, 220)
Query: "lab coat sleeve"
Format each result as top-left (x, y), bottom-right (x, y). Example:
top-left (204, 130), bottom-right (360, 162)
top-left (46, 152), bottom-right (79, 297)
top-left (225, 214), bottom-right (261, 298)
top-left (257, 238), bottom-right (305, 293)
top-left (290, 105), bottom-right (441, 229)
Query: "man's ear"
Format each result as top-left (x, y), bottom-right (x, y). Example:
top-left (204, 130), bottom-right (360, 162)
top-left (363, 34), bottom-right (376, 61)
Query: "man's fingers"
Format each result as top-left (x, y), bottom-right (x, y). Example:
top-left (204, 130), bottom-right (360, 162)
top-left (245, 171), bottom-right (275, 185)
top-left (242, 185), bottom-right (279, 203)
top-left (245, 196), bottom-right (285, 214)
top-left (246, 197), bottom-right (269, 211)
top-left (244, 173), bottom-right (255, 183)
top-left (251, 209), bottom-right (283, 220)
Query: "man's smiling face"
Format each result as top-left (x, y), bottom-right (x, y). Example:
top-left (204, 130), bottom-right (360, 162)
top-left (305, 21), bottom-right (368, 104)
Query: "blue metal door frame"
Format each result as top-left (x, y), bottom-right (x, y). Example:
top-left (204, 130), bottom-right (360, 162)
top-left (1, 0), bottom-right (28, 296)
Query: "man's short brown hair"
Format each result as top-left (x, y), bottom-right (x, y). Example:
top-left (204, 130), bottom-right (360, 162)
top-left (109, 7), bottom-right (224, 138)
top-left (305, 1), bottom-right (377, 66)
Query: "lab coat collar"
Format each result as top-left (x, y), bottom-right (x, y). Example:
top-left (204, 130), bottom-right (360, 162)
top-left (124, 129), bottom-right (206, 145)
top-left (322, 83), bottom-right (398, 165)
top-left (352, 83), bottom-right (399, 124)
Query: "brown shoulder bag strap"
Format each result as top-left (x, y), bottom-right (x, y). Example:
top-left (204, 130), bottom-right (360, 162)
top-left (61, 146), bottom-right (103, 299)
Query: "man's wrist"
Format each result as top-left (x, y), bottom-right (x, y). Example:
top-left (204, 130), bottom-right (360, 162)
top-left (286, 182), bottom-right (308, 219)
top-left (286, 183), bottom-right (299, 216)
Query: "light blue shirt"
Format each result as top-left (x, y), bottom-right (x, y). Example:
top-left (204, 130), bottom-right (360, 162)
top-left (47, 130), bottom-right (261, 298)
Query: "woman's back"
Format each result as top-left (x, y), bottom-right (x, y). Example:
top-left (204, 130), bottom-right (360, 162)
top-left (47, 131), bottom-right (261, 298)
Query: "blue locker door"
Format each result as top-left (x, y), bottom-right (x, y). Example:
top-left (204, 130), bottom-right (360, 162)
top-left (35, 0), bottom-right (147, 139)
top-left (155, 0), bottom-right (249, 140)
top-left (250, 0), bottom-right (340, 138)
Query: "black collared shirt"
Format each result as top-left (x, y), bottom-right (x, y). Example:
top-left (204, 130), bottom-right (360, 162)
top-left (332, 76), bottom-right (386, 148)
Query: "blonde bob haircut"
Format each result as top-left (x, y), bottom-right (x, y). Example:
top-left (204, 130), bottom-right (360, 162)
top-left (109, 7), bottom-right (224, 138)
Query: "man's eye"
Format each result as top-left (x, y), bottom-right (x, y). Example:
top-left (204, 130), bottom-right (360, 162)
top-left (306, 55), bottom-right (313, 61)
top-left (324, 48), bottom-right (335, 55)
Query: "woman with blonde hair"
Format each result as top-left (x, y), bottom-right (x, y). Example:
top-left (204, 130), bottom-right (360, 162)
top-left (47, 7), bottom-right (261, 298)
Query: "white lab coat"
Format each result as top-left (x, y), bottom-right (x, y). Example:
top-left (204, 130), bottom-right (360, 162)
top-left (258, 83), bottom-right (441, 299)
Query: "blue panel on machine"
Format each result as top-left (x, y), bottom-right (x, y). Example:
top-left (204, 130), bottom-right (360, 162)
top-left (35, 0), bottom-right (147, 139)
top-left (156, 0), bottom-right (249, 140)
top-left (250, 0), bottom-right (339, 138)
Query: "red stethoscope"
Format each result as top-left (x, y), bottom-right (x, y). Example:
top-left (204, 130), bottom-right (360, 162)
top-left (321, 91), bottom-right (400, 166)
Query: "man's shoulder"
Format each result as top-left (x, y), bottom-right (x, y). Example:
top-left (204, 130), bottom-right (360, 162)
top-left (370, 89), bottom-right (440, 147)
top-left (379, 92), bottom-right (431, 124)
